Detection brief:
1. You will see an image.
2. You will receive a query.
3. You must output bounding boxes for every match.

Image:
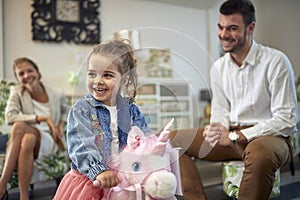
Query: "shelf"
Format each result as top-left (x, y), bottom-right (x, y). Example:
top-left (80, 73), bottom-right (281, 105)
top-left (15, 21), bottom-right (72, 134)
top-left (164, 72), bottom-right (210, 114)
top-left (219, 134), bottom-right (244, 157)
top-left (136, 78), bottom-right (194, 131)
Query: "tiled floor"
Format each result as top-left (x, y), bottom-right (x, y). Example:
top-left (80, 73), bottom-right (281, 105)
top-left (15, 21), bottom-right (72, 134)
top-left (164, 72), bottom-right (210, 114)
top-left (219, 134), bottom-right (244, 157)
top-left (6, 158), bottom-right (300, 200)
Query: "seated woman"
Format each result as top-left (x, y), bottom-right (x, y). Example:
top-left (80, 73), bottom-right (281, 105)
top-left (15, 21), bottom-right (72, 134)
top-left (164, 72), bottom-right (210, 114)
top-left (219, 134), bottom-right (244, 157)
top-left (0, 57), bottom-right (68, 200)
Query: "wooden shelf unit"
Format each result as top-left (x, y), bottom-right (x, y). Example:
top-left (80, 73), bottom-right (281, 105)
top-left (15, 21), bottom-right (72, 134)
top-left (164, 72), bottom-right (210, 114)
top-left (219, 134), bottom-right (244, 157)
top-left (136, 78), bottom-right (194, 131)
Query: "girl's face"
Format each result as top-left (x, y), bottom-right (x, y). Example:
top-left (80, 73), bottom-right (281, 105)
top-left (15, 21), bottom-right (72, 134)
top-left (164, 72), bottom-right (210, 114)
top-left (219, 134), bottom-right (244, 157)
top-left (87, 54), bottom-right (123, 106)
top-left (14, 61), bottom-right (40, 90)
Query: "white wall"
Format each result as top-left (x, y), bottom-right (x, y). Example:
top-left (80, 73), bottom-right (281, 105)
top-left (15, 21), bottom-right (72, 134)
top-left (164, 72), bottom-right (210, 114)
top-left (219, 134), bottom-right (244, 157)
top-left (3, 0), bottom-right (212, 96)
top-left (0, 0), bottom-right (3, 79)
top-left (2, 0), bottom-right (300, 121)
top-left (3, 0), bottom-right (91, 93)
top-left (208, 0), bottom-right (300, 77)
top-left (101, 0), bottom-right (215, 105)
top-left (251, 0), bottom-right (300, 76)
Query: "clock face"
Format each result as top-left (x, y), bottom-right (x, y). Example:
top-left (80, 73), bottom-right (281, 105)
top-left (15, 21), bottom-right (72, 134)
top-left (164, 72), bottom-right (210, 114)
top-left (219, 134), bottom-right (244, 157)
top-left (229, 131), bottom-right (239, 141)
top-left (56, 0), bottom-right (80, 22)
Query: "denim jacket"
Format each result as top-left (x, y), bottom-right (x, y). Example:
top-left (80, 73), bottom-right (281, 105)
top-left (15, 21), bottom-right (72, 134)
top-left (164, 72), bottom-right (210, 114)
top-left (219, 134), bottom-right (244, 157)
top-left (67, 93), bottom-right (152, 181)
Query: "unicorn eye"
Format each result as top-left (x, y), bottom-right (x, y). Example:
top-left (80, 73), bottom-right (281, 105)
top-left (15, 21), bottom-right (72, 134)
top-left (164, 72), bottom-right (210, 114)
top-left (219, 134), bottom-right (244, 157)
top-left (132, 162), bottom-right (141, 172)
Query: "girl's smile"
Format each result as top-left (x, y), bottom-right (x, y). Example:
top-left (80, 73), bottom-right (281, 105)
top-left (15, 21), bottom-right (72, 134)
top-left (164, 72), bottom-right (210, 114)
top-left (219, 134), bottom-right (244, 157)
top-left (87, 54), bottom-right (123, 106)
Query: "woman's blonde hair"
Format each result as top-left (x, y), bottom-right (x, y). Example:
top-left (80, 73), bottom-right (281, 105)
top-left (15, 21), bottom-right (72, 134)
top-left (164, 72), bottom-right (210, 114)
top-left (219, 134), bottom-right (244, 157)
top-left (12, 57), bottom-right (41, 80)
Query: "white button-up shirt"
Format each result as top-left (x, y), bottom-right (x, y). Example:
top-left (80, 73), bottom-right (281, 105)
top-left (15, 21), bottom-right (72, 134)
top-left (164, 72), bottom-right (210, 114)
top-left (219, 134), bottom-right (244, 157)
top-left (210, 40), bottom-right (298, 141)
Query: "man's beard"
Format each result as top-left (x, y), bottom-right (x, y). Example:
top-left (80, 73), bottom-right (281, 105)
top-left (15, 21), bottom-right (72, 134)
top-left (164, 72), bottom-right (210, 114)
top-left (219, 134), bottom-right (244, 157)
top-left (222, 29), bottom-right (247, 53)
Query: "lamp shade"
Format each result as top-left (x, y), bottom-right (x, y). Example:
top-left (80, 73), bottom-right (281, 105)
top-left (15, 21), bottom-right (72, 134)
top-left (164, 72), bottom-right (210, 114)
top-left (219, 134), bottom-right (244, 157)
top-left (114, 29), bottom-right (140, 50)
top-left (199, 89), bottom-right (211, 102)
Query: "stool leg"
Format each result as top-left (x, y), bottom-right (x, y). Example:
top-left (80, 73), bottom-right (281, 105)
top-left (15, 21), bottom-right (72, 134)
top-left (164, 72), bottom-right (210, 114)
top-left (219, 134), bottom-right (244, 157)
top-left (30, 183), bottom-right (34, 191)
top-left (29, 183), bottom-right (34, 199)
top-left (290, 159), bottom-right (295, 176)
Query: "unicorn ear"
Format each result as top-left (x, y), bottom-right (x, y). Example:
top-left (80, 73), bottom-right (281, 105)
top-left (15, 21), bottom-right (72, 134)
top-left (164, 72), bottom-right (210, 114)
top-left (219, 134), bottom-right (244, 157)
top-left (151, 142), bottom-right (167, 156)
top-left (158, 118), bottom-right (174, 142)
top-left (127, 126), bottom-right (144, 148)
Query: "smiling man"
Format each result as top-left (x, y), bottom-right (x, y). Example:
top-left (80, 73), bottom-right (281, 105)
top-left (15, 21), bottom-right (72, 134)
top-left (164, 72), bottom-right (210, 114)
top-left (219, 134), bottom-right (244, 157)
top-left (170, 0), bottom-right (298, 199)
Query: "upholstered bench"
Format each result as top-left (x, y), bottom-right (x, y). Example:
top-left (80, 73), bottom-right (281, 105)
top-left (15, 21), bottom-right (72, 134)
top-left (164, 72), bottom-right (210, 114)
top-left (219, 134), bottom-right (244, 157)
top-left (222, 161), bottom-right (280, 199)
top-left (0, 152), bottom-right (67, 190)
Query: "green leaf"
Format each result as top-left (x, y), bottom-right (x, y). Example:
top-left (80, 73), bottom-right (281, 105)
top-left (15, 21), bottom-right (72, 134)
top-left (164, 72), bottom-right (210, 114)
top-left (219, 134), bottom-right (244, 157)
top-left (36, 154), bottom-right (67, 180)
top-left (0, 80), bottom-right (15, 126)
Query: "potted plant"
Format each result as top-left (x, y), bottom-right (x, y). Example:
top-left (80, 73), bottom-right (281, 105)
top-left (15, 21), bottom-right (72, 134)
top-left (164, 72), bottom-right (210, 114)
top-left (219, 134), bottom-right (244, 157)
top-left (0, 79), bottom-right (68, 188)
top-left (0, 80), bottom-right (15, 127)
top-left (0, 80), bottom-right (15, 153)
top-left (296, 76), bottom-right (300, 103)
top-left (36, 153), bottom-right (68, 185)
top-left (290, 76), bottom-right (300, 162)
top-left (0, 80), bottom-right (17, 187)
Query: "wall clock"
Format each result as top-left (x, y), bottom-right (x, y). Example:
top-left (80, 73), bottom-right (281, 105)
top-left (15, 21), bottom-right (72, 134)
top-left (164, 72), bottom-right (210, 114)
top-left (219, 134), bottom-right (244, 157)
top-left (56, 1), bottom-right (80, 22)
top-left (31, 0), bottom-right (101, 44)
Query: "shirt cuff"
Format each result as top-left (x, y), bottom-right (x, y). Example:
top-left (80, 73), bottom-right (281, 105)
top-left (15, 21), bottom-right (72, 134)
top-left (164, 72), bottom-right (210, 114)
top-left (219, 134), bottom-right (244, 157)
top-left (87, 163), bottom-right (110, 181)
top-left (240, 126), bottom-right (260, 141)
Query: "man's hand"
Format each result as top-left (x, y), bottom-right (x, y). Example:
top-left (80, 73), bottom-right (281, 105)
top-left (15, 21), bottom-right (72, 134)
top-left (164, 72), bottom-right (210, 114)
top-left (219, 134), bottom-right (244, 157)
top-left (203, 122), bottom-right (231, 147)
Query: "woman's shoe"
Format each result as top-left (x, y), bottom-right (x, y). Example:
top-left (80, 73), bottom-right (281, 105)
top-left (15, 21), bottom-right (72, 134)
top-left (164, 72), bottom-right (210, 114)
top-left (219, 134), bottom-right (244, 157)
top-left (0, 190), bottom-right (8, 200)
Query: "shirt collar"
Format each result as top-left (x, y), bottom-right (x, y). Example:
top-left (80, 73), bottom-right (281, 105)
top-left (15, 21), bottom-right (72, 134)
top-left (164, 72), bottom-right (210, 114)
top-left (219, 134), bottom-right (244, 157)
top-left (243, 40), bottom-right (257, 66)
top-left (224, 40), bottom-right (257, 68)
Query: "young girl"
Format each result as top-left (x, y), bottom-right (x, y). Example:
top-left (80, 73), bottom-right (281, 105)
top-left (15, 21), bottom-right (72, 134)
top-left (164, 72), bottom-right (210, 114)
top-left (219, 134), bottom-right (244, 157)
top-left (53, 40), bottom-right (152, 200)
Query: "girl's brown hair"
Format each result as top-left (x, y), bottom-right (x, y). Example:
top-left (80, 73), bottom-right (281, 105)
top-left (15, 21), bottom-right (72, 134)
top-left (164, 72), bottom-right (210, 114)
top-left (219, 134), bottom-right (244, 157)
top-left (88, 39), bottom-right (138, 102)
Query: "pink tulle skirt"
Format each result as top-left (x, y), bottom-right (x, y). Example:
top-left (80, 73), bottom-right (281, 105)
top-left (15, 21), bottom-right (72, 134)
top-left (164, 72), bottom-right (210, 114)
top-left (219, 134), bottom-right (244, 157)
top-left (53, 169), bottom-right (103, 200)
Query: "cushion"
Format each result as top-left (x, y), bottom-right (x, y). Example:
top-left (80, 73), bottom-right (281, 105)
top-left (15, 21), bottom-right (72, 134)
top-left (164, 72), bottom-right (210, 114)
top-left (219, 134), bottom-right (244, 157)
top-left (222, 161), bottom-right (280, 199)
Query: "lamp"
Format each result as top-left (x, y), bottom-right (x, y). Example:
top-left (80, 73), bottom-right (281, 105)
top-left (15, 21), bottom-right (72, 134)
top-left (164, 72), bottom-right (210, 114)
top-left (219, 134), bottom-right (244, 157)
top-left (114, 29), bottom-right (141, 50)
top-left (199, 89), bottom-right (212, 118)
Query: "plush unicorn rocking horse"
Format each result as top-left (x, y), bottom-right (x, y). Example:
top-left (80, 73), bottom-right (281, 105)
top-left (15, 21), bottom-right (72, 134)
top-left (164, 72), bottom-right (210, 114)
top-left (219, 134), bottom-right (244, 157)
top-left (94, 119), bottom-right (182, 200)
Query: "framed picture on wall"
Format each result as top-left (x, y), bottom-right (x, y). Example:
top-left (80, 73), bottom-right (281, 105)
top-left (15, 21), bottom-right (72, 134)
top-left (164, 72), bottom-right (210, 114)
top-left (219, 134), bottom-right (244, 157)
top-left (31, 0), bottom-right (101, 44)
